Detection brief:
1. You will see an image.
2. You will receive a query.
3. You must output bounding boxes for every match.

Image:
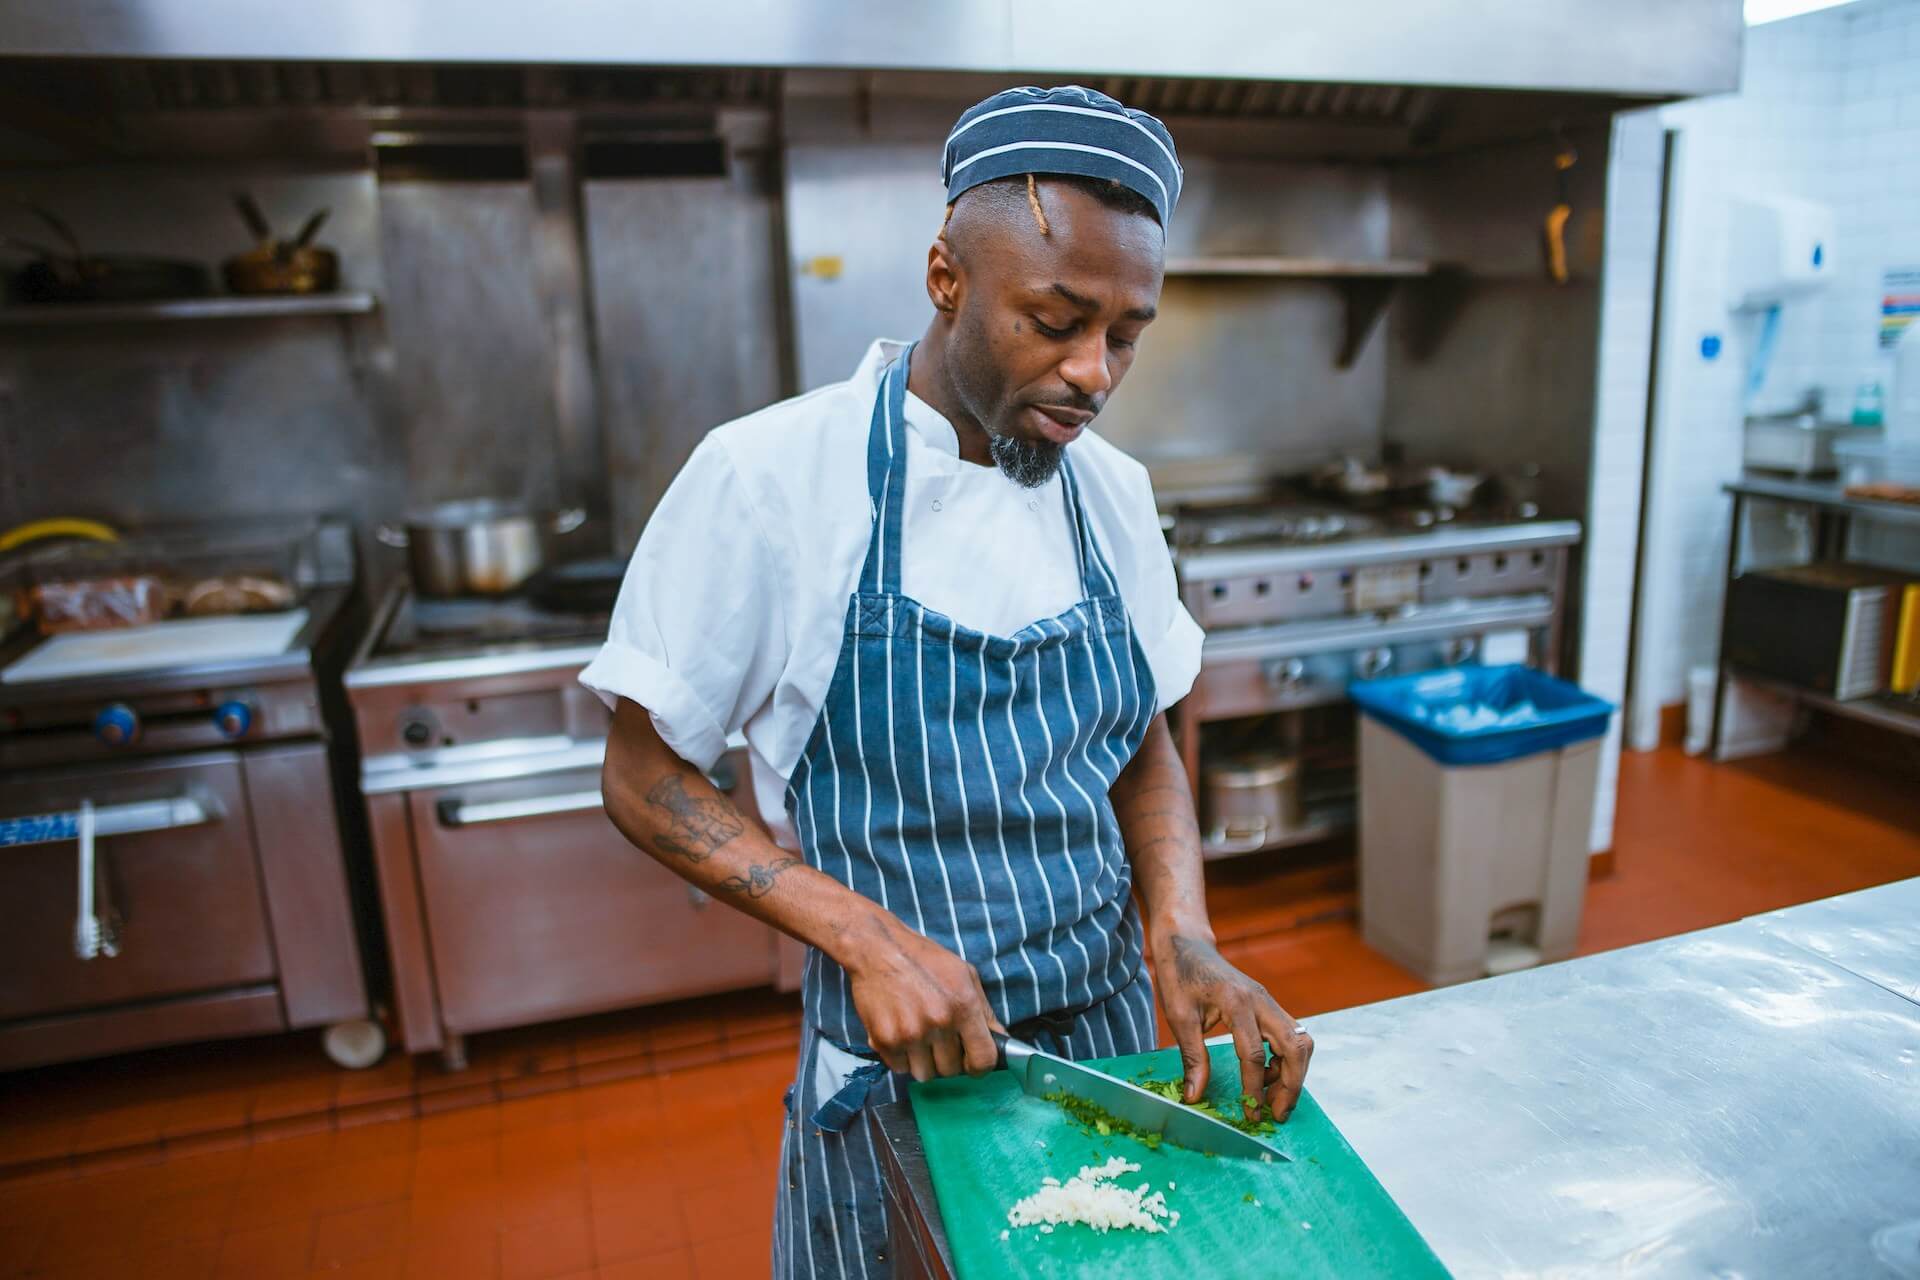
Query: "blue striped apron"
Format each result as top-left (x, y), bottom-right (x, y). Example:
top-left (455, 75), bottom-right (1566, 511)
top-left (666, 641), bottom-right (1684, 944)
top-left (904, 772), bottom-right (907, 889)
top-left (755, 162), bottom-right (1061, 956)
top-left (771, 344), bottom-right (1159, 1279)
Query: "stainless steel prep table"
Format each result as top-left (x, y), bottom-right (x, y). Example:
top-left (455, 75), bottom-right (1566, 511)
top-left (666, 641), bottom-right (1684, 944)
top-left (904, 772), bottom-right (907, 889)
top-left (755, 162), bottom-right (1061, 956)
top-left (1748, 877), bottom-right (1920, 1008)
top-left (875, 880), bottom-right (1920, 1279)
top-left (1308, 905), bottom-right (1920, 1278)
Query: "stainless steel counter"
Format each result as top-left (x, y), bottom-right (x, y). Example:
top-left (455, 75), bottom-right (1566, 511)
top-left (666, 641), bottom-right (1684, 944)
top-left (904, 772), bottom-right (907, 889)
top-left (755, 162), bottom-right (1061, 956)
top-left (1748, 878), bottom-right (1920, 1008)
top-left (877, 880), bottom-right (1920, 1279)
top-left (1309, 895), bottom-right (1920, 1279)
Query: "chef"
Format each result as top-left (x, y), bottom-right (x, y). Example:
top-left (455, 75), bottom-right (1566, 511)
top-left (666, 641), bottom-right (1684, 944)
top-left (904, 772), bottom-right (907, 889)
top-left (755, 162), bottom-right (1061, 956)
top-left (584, 85), bottom-right (1313, 1277)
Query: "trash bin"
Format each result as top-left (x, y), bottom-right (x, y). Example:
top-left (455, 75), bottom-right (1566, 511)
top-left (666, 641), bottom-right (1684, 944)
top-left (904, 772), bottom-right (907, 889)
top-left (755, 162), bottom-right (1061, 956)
top-left (1348, 664), bottom-right (1615, 986)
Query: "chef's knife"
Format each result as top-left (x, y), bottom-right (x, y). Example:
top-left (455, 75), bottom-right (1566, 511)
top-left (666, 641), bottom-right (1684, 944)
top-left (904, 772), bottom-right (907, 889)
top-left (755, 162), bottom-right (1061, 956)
top-left (993, 1032), bottom-right (1286, 1161)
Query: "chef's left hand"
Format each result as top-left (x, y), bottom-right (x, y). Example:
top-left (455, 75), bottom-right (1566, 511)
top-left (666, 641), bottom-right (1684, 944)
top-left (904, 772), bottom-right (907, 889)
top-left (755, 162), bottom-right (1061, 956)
top-left (1153, 932), bottom-right (1312, 1124)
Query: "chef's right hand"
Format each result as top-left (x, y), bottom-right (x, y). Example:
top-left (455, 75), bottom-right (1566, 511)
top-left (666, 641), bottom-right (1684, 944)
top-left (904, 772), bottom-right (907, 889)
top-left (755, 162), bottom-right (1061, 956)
top-left (846, 915), bottom-right (1000, 1082)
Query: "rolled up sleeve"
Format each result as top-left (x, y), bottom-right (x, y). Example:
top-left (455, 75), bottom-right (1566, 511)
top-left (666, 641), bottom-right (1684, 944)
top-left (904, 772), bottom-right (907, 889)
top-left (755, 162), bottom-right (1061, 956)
top-left (1141, 595), bottom-right (1205, 713)
top-left (579, 438), bottom-right (786, 772)
top-left (1106, 464), bottom-right (1203, 714)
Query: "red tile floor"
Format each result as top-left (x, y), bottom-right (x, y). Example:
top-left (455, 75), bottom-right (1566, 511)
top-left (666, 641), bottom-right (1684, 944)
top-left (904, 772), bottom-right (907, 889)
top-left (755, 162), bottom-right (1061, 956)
top-left (4, 740), bottom-right (1917, 1278)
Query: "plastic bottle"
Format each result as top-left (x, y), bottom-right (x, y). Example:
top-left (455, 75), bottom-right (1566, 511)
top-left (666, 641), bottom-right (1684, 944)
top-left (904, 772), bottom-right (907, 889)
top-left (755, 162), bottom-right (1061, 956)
top-left (1851, 378), bottom-right (1884, 426)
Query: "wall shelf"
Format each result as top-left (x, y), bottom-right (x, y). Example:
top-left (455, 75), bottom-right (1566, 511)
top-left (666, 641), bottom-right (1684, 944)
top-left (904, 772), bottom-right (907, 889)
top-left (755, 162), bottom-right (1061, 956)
top-left (1725, 476), bottom-right (1920, 530)
top-left (1729, 668), bottom-right (1920, 742)
top-left (0, 292), bottom-right (380, 327)
top-left (1712, 482), bottom-right (1920, 757)
top-left (1162, 257), bottom-right (1449, 368)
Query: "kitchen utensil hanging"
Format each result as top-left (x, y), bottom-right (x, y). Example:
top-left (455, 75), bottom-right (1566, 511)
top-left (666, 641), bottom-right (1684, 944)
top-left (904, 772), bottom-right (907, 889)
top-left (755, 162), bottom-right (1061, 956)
top-left (71, 800), bottom-right (121, 961)
top-left (1542, 127), bottom-right (1577, 285)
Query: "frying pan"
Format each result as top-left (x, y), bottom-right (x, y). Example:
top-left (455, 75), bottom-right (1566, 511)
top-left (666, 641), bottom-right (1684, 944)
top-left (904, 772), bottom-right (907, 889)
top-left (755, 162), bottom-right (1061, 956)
top-left (3, 205), bottom-right (210, 303)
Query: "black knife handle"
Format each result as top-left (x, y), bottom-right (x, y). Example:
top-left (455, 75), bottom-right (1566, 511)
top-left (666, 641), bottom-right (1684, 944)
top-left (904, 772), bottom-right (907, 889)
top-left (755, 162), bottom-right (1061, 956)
top-left (993, 1031), bottom-right (1036, 1075)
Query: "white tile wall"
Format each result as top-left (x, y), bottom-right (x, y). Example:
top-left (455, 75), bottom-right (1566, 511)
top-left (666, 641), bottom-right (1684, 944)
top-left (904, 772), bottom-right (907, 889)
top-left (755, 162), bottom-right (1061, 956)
top-left (1622, 0), bottom-right (1920, 754)
top-left (1585, 111), bottom-right (1666, 851)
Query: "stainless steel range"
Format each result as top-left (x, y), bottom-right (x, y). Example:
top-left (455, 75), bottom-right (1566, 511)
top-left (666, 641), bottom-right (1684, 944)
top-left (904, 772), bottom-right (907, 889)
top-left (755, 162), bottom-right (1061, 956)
top-left (345, 583), bottom-right (787, 1070)
top-left (1167, 501), bottom-right (1582, 860)
top-left (0, 520), bottom-right (379, 1070)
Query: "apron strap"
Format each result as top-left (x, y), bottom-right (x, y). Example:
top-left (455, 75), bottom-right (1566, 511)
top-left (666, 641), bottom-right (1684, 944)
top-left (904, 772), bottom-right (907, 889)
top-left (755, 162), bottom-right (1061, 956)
top-left (860, 343), bottom-right (914, 596)
top-left (859, 341), bottom-right (1123, 602)
top-left (1059, 455), bottom-right (1122, 599)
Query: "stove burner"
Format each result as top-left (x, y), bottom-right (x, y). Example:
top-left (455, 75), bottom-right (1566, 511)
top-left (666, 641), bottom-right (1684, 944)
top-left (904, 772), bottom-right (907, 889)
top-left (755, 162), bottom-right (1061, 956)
top-left (1176, 504), bottom-right (1381, 550)
top-left (374, 592), bottom-right (609, 660)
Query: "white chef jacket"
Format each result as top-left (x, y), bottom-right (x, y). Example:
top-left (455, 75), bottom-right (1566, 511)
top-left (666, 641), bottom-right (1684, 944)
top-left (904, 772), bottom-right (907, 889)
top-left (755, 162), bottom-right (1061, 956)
top-left (580, 338), bottom-right (1205, 850)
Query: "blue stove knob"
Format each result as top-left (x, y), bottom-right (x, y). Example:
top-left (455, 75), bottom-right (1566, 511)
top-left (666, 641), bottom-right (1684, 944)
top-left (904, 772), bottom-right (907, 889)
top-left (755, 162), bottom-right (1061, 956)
top-left (214, 699), bottom-right (254, 740)
top-left (94, 702), bottom-right (140, 746)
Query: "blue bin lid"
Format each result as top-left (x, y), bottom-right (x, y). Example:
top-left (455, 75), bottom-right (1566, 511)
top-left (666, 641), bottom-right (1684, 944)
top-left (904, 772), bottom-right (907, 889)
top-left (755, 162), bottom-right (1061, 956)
top-left (1348, 664), bottom-right (1615, 766)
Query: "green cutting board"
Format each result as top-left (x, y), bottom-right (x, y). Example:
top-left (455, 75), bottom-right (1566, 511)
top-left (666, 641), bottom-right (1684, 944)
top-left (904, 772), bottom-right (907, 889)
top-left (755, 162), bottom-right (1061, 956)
top-left (910, 1041), bottom-right (1449, 1278)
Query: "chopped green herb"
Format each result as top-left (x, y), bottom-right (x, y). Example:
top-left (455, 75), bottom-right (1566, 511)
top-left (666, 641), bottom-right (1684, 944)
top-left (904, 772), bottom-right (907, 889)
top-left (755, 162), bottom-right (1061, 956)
top-left (1132, 1074), bottom-right (1280, 1136)
top-left (1242, 1193), bottom-right (1255, 1203)
top-left (1042, 1090), bottom-right (1163, 1152)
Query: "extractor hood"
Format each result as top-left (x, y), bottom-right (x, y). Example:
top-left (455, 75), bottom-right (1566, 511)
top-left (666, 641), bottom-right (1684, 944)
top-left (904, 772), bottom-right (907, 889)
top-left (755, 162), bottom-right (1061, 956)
top-left (0, 0), bottom-right (1742, 99)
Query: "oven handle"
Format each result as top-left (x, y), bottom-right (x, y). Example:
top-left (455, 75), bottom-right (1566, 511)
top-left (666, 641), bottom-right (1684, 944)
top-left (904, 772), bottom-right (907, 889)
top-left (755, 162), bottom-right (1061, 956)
top-left (0, 796), bottom-right (216, 849)
top-left (437, 789), bottom-right (606, 828)
top-left (436, 762), bottom-right (740, 828)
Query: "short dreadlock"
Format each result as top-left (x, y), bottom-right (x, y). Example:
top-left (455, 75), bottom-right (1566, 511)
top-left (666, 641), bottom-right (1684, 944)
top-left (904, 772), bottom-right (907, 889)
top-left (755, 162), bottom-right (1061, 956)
top-left (941, 172), bottom-right (1160, 237)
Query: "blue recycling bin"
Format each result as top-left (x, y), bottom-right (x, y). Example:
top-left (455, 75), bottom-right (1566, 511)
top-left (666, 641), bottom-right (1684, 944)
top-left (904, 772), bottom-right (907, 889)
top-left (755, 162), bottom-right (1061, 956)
top-left (1347, 664), bottom-right (1615, 766)
top-left (1347, 663), bottom-right (1617, 985)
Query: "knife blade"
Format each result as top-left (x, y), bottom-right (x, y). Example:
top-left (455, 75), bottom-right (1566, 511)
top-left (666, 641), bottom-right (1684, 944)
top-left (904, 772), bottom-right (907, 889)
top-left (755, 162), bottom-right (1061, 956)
top-left (994, 1032), bottom-right (1286, 1161)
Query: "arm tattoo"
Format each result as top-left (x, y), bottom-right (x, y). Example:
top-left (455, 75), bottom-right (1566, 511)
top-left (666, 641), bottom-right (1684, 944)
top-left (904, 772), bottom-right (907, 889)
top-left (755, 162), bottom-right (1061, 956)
top-left (644, 775), bottom-right (744, 864)
top-left (1169, 934), bottom-right (1228, 988)
top-left (720, 856), bottom-right (803, 900)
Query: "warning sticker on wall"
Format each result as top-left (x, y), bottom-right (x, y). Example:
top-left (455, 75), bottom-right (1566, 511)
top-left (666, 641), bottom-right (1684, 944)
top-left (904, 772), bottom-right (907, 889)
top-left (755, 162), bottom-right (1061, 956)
top-left (1882, 266), bottom-right (1920, 350)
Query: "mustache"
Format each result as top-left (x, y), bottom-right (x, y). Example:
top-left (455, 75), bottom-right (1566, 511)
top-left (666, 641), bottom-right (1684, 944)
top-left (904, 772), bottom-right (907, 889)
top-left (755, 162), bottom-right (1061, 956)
top-left (1027, 392), bottom-right (1103, 416)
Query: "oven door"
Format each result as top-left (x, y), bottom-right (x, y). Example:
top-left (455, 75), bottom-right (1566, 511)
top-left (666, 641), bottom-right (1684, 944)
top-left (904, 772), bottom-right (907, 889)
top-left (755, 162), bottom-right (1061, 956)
top-left (409, 767), bottom-right (778, 1035)
top-left (0, 752), bottom-right (275, 1022)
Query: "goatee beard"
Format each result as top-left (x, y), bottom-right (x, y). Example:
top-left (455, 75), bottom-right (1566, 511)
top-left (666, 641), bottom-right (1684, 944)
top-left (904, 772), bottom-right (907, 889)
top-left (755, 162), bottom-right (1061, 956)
top-left (989, 432), bottom-right (1064, 489)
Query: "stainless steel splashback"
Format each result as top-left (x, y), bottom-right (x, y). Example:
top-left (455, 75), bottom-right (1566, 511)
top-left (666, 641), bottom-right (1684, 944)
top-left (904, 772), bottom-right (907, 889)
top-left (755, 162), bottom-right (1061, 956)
top-left (1, 100), bottom-right (789, 559)
top-left (0, 0), bottom-right (1742, 97)
top-left (584, 145), bottom-right (789, 551)
top-left (377, 179), bottom-right (568, 510)
top-left (1383, 122), bottom-right (1618, 522)
top-left (0, 166), bottom-right (404, 542)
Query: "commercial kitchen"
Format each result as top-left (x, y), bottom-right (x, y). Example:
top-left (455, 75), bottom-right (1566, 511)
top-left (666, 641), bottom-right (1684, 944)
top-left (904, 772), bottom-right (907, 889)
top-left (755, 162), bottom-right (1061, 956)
top-left (2, 2), bottom-right (1918, 1278)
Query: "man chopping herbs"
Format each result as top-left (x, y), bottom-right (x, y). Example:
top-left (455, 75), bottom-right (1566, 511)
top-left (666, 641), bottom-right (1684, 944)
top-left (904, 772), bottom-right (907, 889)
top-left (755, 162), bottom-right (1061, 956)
top-left (584, 85), bottom-right (1313, 1277)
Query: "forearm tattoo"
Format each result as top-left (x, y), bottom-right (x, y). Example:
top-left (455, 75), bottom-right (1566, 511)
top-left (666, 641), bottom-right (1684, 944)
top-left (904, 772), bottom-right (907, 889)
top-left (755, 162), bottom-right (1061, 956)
top-left (720, 856), bottom-right (803, 900)
top-left (644, 775), bottom-right (744, 864)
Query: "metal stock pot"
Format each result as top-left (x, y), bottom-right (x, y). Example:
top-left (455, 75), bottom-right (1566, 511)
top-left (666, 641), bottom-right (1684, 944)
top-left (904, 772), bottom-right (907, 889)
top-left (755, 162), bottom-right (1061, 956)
top-left (378, 500), bottom-right (586, 597)
top-left (1200, 752), bottom-right (1303, 856)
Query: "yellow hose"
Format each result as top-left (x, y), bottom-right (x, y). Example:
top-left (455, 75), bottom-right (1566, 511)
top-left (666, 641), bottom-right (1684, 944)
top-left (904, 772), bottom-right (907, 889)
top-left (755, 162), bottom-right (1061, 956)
top-left (0, 517), bottom-right (120, 553)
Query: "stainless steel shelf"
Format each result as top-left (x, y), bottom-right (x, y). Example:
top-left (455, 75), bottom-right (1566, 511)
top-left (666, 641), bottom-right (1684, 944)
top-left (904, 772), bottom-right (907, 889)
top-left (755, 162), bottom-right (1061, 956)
top-left (1724, 476), bottom-right (1920, 529)
top-left (1161, 257), bottom-right (1451, 369)
top-left (1731, 669), bottom-right (1920, 740)
top-left (1164, 256), bottom-right (1432, 278)
top-left (0, 292), bottom-right (379, 326)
